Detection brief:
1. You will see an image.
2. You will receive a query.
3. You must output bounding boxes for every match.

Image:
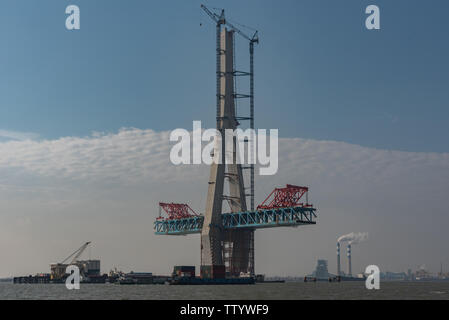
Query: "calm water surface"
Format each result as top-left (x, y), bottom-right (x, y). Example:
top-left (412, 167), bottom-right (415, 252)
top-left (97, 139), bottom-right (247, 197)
top-left (1, 282), bottom-right (449, 300)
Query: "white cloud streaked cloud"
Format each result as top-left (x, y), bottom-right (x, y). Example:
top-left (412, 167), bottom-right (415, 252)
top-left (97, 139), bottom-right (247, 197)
top-left (0, 128), bottom-right (200, 185)
top-left (0, 129), bottom-right (39, 142)
top-left (0, 128), bottom-right (448, 278)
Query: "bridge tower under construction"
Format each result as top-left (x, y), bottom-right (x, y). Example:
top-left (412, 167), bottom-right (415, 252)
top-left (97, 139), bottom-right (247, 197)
top-left (153, 6), bottom-right (317, 280)
top-left (200, 27), bottom-right (254, 278)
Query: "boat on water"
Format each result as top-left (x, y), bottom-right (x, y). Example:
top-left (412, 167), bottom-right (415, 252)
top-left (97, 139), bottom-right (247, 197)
top-left (255, 274), bottom-right (285, 283)
top-left (117, 272), bottom-right (154, 285)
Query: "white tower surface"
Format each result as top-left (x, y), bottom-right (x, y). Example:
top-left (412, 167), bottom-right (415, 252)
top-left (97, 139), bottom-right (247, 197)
top-left (201, 28), bottom-right (253, 277)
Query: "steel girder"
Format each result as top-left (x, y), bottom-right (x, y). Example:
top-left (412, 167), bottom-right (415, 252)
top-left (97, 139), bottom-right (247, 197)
top-left (154, 206), bottom-right (316, 235)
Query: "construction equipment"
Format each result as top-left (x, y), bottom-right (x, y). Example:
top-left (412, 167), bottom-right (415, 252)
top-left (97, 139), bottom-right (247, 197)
top-left (201, 4), bottom-right (258, 212)
top-left (50, 241), bottom-right (91, 280)
top-left (60, 241), bottom-right (91, 265)
top-left (257, 184), bottom-right (312, 210)
top-left (200, 5), bottom-right (258, 43)
top-left (155, 185), bottom-right (316, 235)
top-left (157, 203), bottom-right (199, 220)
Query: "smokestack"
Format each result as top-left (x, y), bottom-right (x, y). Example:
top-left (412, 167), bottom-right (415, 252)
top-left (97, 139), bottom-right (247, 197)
top-left (347, 244), bottom-right (352, 276)
top-left (337, 242), bottom-right (341, 276)
top-left (337, 232), bottom-right (367, 277)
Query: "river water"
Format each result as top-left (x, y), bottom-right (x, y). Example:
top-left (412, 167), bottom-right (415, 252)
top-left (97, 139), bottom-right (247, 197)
top-left (1, 281), bottom-right (449, 300)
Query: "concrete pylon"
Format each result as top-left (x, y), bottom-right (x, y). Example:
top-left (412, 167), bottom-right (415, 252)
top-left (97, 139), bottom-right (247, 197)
top-left (201, 28), bottom-right (252, 278)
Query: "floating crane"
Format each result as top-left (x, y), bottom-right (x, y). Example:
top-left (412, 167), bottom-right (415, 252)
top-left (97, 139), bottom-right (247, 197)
top-left (60, 241), bottom-right (91, 265)
top-left (50, 241), bottom-right (91, 280)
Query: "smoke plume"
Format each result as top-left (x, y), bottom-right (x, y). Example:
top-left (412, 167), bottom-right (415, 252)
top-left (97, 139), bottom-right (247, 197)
top-left (337, 232), bottom-right (368, 245)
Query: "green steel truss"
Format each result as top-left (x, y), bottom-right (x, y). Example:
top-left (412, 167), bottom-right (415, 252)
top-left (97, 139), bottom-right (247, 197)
top-left (154, 206), bottom-right (316, 235)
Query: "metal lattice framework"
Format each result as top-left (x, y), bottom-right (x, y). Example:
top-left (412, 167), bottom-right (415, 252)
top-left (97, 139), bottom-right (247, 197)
top-left (257, 184), bottom-right (312, 210)
top-left (154, 206), bottom-right (316, 235)
top-left (157, 202), bottom-right (200, 220)
top-left (222, 206), bottom-right (316, 229)
top-left (154, 216), bottom-right (204, 235)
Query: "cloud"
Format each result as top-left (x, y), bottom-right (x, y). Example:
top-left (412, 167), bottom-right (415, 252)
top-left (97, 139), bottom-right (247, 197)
top-left (0, 128), bottom-right (449, 277)
top-left (3, 128), bottom-right (446, 188)
top-left (0, 128), bottom-right (201, 185)
top-left (0, 129), bottom-right (39, 142)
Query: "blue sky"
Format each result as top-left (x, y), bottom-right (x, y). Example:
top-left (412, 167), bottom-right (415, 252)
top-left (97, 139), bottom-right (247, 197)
top-left (0, 0), bottom-right (448, 152)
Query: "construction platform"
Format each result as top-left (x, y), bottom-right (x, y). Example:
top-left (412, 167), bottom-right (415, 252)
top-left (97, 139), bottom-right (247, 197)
top-left (154, 206), bottom-right (316, 235)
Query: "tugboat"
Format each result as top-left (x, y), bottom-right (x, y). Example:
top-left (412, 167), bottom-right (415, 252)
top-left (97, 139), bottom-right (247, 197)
top-left (118, 276), bottom-right (135, 285)
top-left (118, 272), bottom-right (154, 285)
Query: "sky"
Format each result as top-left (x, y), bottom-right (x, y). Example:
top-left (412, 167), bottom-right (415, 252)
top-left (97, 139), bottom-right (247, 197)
top-left (0, 0), bottom-right (449, 277)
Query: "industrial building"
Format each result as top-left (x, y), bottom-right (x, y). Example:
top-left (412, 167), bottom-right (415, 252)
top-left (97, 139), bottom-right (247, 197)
top-left (305, 260), bottom-right (336, 281)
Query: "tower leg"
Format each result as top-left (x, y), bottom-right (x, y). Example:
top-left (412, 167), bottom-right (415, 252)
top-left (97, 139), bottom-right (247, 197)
top-left (201, 28), bottom-right (251, 278)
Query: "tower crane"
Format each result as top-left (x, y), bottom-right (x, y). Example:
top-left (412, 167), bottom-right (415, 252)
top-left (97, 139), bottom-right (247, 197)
top-left (200, 5), bottom-right (259, 276)
top-left (200, 5), bottom-right (258, 43)
top-left (200, 4), bottom-right (258, 212)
